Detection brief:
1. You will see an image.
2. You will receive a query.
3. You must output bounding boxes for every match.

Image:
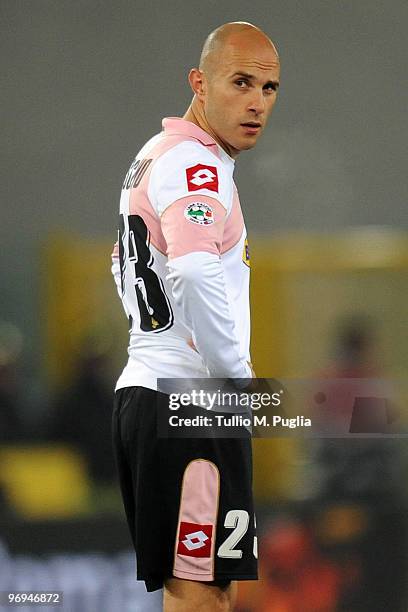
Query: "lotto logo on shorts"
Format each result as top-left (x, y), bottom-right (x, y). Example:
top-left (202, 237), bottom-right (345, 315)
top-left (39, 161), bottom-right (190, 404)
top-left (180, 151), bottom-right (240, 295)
top-left (186, 164), bottom-right (219, 192)
top-left (177, 522), bottom-right (213, 557)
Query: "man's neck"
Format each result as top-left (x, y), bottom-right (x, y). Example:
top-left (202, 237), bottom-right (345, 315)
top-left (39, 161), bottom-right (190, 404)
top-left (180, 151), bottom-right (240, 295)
top-left (183, 103), bottom-right (238, 159)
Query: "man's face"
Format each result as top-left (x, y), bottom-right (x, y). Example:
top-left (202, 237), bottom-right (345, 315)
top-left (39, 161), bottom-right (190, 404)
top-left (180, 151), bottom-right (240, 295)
top-left (202, 36), bottom-right (280, 156)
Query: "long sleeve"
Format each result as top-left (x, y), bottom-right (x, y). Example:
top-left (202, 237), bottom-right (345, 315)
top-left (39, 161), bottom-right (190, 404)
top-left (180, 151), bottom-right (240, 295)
top-left (161, 191), bottom-right (251, 383)
top-left (166, 251), bottom-right (251, 382)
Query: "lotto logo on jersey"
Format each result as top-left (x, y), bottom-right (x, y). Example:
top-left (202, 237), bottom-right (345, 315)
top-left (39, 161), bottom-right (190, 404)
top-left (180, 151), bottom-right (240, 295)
top-left (177, 522), bottom-right (213, 557)
top-left (186, 164), bottom-right (219, 192)
top-left (184, 202), bottom-right (214, 225)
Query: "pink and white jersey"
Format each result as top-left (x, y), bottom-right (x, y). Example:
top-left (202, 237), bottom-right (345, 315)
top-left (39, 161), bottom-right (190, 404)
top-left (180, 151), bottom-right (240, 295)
top-left (112, 117), bottom-right (251, 390)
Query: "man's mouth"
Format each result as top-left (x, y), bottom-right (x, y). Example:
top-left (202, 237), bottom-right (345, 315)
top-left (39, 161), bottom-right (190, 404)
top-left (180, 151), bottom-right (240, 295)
top-left (240, 122), bottom-right (262, 134)
top-left (241, 122), bottom-right (262, 127)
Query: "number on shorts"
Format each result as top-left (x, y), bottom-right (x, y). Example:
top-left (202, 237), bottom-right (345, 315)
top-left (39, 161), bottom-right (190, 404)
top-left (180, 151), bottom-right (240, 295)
top-left (217, 510), bottom-right (250, 559)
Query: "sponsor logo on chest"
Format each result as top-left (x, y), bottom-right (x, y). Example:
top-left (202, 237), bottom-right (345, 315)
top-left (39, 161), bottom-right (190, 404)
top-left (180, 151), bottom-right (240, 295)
top-left (242, 238), bottom-right (250, 267)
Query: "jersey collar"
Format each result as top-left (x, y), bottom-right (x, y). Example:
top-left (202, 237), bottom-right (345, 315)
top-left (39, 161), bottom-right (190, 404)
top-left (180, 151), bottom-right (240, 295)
top-left (162, 117), bottom-right (235, 165)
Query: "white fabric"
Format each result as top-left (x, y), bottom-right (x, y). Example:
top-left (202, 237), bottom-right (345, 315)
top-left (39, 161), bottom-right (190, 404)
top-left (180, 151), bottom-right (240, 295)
top-left (113, 118), bottom-right (251, 391)
top-left (166, 252), bottom-right (251, 380)
top-left (148, 140), bottom-right (233, 216)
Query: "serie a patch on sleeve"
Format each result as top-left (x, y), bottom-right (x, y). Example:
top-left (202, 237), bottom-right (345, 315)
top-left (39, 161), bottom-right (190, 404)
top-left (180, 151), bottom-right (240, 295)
top-left (184, 202), bottom-right (215, 225)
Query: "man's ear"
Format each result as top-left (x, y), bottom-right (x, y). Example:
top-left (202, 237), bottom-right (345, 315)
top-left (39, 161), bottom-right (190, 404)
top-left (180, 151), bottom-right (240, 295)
top-left (188, 68), bottom-right (206, 100)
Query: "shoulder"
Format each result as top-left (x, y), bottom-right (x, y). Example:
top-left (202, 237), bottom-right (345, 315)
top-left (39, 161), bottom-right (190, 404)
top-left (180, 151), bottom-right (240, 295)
top-left (148, 138), bottom-right (234, 216)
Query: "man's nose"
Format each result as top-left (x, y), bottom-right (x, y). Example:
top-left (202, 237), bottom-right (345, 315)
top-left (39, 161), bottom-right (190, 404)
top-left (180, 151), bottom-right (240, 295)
top-left (247, 88), bottom-right (265, 114)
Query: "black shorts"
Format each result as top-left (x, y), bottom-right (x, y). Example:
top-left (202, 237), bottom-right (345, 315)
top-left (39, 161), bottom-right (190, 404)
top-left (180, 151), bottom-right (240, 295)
top-left (112, 386), bottom-right (258, 592)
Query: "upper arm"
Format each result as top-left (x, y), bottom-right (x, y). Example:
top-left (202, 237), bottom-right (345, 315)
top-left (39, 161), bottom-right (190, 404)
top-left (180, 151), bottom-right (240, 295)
top-left (161, 195), bottom-right (227, 259)
top-left (148, 141), bottom-right (233, 259)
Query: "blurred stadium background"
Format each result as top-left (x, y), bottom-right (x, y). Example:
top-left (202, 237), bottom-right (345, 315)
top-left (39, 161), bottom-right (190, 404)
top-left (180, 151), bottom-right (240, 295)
top-left (1, 1), bottom-right (407, 610)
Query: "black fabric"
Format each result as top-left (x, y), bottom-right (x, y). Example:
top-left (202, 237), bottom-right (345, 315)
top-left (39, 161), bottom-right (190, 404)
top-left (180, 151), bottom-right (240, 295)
top-left (112, 386), bottom-right (258, 592)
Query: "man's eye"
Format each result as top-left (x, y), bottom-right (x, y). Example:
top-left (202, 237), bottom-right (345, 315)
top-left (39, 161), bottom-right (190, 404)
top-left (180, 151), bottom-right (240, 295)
top-left (264, 84), bottom-right (277, 93)
top-left (235, 79), bottom-right (248, 87)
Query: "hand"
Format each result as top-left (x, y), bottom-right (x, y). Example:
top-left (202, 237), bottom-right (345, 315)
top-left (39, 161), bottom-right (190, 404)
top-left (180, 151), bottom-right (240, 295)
top-left (187, 338), bottom-right (198, 352)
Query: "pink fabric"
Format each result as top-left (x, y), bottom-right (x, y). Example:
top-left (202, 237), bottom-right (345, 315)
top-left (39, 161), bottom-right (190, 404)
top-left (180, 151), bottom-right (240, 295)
top-left (162, 117), bottom-right (221, 156)
top-left (127, 118), bottom-right (241, 256)
top-left (128, 134), bottom-right (184, 255)
top-left (173, 459), bottom-right (220, 581)
top-left (222, 183), bottom-right (244, 253)
top-left (128, 122), bottom-right (220, 254)
top-left (161, 195), bottom-right (226, 259)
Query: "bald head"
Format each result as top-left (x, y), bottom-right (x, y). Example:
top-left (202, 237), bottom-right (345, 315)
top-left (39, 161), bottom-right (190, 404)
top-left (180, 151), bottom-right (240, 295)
top-left (184, 21), bottom-right (280, 158)
top-left (199, 21), bottom-right (279, 79)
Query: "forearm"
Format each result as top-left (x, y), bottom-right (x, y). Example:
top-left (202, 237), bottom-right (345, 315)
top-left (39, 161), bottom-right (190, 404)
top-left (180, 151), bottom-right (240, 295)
top-left (166, 251), bottom-right (252, 381)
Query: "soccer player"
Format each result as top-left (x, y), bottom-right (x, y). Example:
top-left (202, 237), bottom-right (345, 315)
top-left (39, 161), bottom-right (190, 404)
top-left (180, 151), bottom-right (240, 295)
top-left (111, 21), bottom-right (280, 612)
